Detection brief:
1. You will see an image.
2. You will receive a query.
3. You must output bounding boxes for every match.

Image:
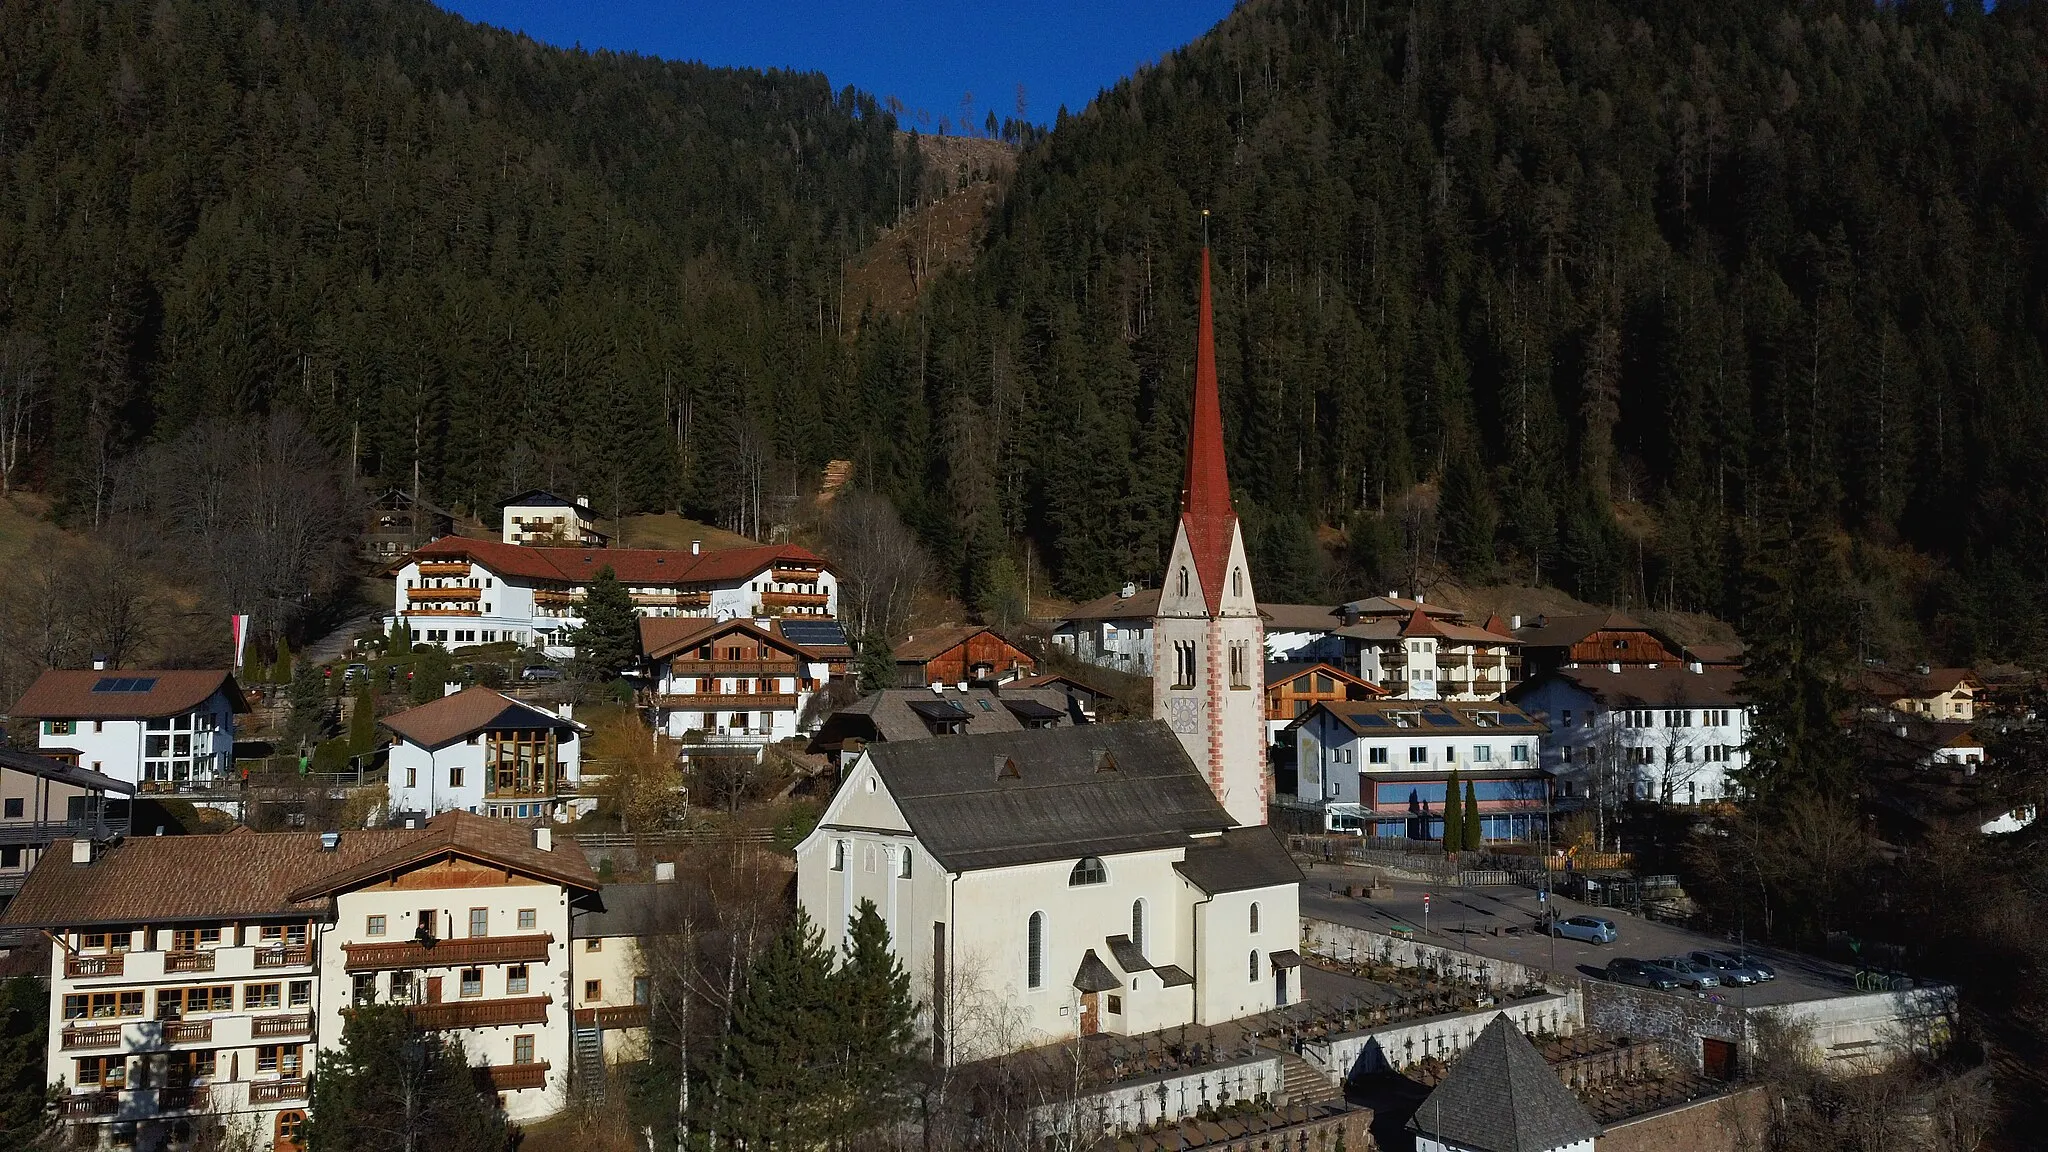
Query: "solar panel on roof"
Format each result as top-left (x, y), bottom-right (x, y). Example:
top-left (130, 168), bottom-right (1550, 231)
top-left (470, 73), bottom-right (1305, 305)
top-left (907, 699), bottom-right (971, 722)
top-left (1423, 712), bottom-right (1461, 727)
top-left (90, 677), bottom-right (158, 693)
top-left (779, 620), bottom-right (849, 646)
top-left (1353, 714), bottom-right (1392, 727)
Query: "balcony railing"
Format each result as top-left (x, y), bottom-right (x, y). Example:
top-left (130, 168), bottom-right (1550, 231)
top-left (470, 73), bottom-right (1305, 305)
top-left (252, 1013), bottom-right (313, 1038)
top-left (0, 817), bottom-right (130, 848)
top-left (66, 954), bottom-right (125, 979)
top-left (531, 589), bottom-right (581, 605)
top-left (343, 933), bottom-right (554, 972)
top-left (664, 660), bottom-right (798, 678)
top-left (164, 1019), bottom-right (213, 1044)
top-left (59, 1091), bottom-right (119, 1118)
top-left (654, 694), bottom-right (797, 712)
top-left (163, 950), bottom-right (216, 973)
top-left (759, 590), bottom-right (828, 609)
top-left (769, 567), bottom-right (821, 583)
top-left (254, 945), bottom-right (313, 969)
top-left (249, 1078), bottom-right (309, 1104)
top-left (416, 561), bottom-right (473, 577)
top-left (474, 1062), bottom-right (549, 1092)
top-left (575, 1005), bottom-right (650, 1030)
top-left (408, 586), bottom-right (482, 602)
top-left (630, 591), bottom-right (711, 608)
top-left (405, 995), bottom-right (552, 1030)
top-left (402, 607), bottom-right (483, 618)
top-left (61, 1024), bottom-right (124, 1050)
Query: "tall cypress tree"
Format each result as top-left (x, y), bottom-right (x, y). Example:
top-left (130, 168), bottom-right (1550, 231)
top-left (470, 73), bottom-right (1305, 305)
top-left (1441, 769), bottom-right (1464, 852)
top-left (349, 680), bottom-right (378, 755)
top-left (1462, 778), bottom-right (1483, 851)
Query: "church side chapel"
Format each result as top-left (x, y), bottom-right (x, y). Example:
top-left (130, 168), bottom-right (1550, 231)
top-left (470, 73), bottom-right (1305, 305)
top-left (797, 247), bottom-right (1302, 1062)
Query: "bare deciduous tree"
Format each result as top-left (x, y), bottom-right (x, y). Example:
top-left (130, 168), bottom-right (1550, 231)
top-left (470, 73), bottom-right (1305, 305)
top-left (823, 490), bottom-right (930, 645)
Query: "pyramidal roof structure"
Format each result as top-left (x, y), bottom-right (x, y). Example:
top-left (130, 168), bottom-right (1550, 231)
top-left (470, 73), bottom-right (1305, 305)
top-left (1179, 248), bottom-right (1237, 616)
top-left (1407, 1015), bottom-right (1600, 1152)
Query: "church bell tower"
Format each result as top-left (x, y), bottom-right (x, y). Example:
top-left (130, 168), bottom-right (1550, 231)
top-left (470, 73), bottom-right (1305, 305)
top-left (1153, 247), bottom-right (1267, 827)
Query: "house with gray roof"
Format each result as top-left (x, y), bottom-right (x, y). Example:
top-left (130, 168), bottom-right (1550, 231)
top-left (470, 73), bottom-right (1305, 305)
top-left (795, 720), bottom-right (1302, 1063)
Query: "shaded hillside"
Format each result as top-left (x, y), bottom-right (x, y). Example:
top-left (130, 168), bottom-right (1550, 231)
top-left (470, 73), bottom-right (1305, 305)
top-left (843, 0), bottom-right (2048, 664)
top-left (0, 0), bottom-right (912, 526)
top-left (844, 134), bottom-right (1015, 320)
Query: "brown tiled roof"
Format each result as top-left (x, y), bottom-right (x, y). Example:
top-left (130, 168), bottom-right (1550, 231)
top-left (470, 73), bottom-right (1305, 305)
top-left (1005, 673), bottom-right (1114, 700)
top-left (1298, 700), bottom-right (1547, 737)
top-left (0, 811), bottom-right (590, 928)
top-left (638, 617), bottom-right (820, 662)
top-left (403, 535), bottom-right (829, 586)
top-left (893, 625), bottom-right (1030, 663)
top-left (10, 670), bottom-right (247, 720)
top-left (1512, 612), bottom-right (1654, 649)
top-left (1336, 595), bottom-right (1461, 620)
top-left (1514, 664), bottom-right (1748, 709)
top-left (1850, 665), bottom-right (1983, 700)
top-left (1057, 587), bottom-right (1162, 622)
top-left (1260, 603), bottom-right (1341, 632)
top-left (380, 687), bottom-right (580, 750)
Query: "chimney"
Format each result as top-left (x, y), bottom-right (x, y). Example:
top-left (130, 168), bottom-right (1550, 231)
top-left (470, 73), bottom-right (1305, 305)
top-left (1119, 581), bottom-right (1136, 599)
top-left (444, 681), bottom-right (463, 697)
top-left (557, 703), bottom-right (574, 721)
top-left (71, 840), bottom-right (92, 865)
top-left (1388, 590), bottom-right (1399, 600)
top-left (1511, 615), bottom-right (1523, 631)
top-left (91, 654), bottom-right (108, 671)
top-left (532, 827), bottom-right (553, 852)
top-left (1607, 662), bottom-right (1622, 673)
top-left (654, 861), bottom-right (676, 883)
top-left (691, 540), bottom-right (701, 556)
top-left (1689, 661), bottom-right (1704, 674)
top-left (1415, 592), bottom-right (1425, 604)
top-left (319, 831), bottom-right (341, 852)
top-left (575, 494), bottom-right (590, 509)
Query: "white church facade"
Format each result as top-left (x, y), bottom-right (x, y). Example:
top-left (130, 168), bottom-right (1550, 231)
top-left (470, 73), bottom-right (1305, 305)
top-left (795, 723), bottom-right (1301, 1063)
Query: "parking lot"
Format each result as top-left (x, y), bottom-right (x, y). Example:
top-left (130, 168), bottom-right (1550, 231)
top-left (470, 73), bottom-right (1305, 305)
top-left (1300, 868), bottom-right (1861, 1008)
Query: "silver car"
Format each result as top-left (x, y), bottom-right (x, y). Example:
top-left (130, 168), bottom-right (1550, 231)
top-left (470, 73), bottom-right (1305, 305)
top-left (1689, 950), bottom-right (1767, 985)
top-left (1654, 956), bottom-right (1723, 990)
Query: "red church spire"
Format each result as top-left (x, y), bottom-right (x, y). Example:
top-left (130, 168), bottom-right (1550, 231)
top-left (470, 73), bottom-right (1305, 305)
top-left (1179, 246), bottom-right (1237, 615)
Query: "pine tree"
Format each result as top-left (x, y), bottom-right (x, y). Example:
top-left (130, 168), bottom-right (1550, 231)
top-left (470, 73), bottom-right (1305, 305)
top-left (0, 976), bottom-right (53, 1144)
top-left (389, 619), bottom-right (414, 657)
top-left (1462, 778), bottom-right (1483, 852)
top-left (1737, 485), bottom-right (1857, 802)
top-left (410, 647), bottom-right (454, 706)
top-left (1441, 769), bottom-right (1464, 852)
top-left (289, 662), bottom-right (326, 748)
top-left (1439, 455), bottom-right (1498, 583)
top-left (305, 1003), bottom-right (509, 1152)
top-left (718, 907), bottom-right (842, 1149)
top-left (856, 633), bottom-right (895, 692)
top-left (272, 637), bottom-right (294, 685)
top-left (830, 900), bottom-right (922, 1135)
top-left (571, 565), bottom-right (639, 683)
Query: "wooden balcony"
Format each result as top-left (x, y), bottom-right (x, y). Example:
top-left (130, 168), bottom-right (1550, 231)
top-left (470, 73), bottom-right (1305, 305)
top-left (254, 945), bottom-right (313, 969)
top-left (408, 585), bottom-right (482, 602)
top-left (631, 591), bottom-right (711, 609)
top-left (575, 1004), bottom-right (650, 1030)
top-left (249, 1078), bottom-right (309, 1104)
top-left (654, 694), bottom-right (797, 712)
top-left (66, 953), bottom-right (124, 978)
top-left (417, 561), bottom-right (473, 577)
top-left (59, 1091), bottom-right (119, 1118)
top-left (61, 1024), bottom-right (123, 1050)
top-left (343, 933), bottom-right (554, 972)
top-left (163, 950), bottom-right (215, 973)
top-left (769, 567), bottom-right (821, 583)
top-left (156, 1085), bottom-right (216, 1113)
top-left (403, 607), bottom-right (483, 618)
top-left (532, 589), bottom-right (581, 606)
top-left (406, 995), bottom-right (552, 1030)
top-left (164, 1019), bottom-right (213, 1044)
top-left (252, 1013), bottom-right (313, 1038)
top-left (474, 1062), bottom-right (549, 1092)
top-left (665, 660), bottom-right (798, 677)
top-left (759, 590), bottom-right (828, 609)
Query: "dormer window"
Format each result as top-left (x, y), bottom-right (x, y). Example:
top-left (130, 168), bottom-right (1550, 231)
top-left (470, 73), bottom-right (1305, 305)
top-left (1068, 857), bottom-right (1107, 886)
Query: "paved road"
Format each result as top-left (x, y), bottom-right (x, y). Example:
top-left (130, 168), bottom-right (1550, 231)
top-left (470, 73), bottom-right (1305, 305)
top-left (1300, 868), bottom-right (1860, 1009)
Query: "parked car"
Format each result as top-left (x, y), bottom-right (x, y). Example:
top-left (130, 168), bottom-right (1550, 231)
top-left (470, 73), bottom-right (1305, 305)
top-left (1688, 950), bottom-right (1767, 985)
top-left (343, 663), bottom-right (369, 685)
top-left (520, 665), bottom-right (563, 682)
top-left (1550, 915), bottom-right (1618, 944)
top-left (1605, 958), bottom-right (1680, 990)
top-left (1654, 956), bottom-right (1723, 990)
top-left (1693, 949), bottom-right (1775, 982)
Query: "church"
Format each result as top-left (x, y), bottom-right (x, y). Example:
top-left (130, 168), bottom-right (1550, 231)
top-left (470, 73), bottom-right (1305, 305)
top-left (796, 249), bottom-right (1299, 1062)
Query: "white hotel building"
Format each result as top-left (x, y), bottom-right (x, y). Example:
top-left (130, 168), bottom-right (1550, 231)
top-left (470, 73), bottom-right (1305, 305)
top-left (0, 814), bottom-right (602, 1151)
top-left (386, 536), bottom-right (836, 658)
top-left (379, 688), bottom-right (588, 824)
top-left (11, 669), bottom-right (246, 797)
top-left (1509, 663), bottom-right (1751, 805)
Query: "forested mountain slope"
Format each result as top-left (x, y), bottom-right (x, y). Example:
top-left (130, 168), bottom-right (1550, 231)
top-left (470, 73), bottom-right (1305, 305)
top-left (854, 0), bottom-right (2048, 662)
top-left (0, 0), bottom-right (911, 520)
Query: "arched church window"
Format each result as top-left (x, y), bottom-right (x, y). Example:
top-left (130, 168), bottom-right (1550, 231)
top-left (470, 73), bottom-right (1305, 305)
top-left (1248, 950), bottom-right (1260, 982)
top-left (1131, 899), bottom-right (1146, 952)
top-left (1068, 857), bottom-right (1107, 886)
top-left (1027, 913), bottom-right (1044, 989)
top-left (1232, 568), bottom-right (1243, 597)
top-left (1249, 902), bottom-right (1261, 934)
top-left (1177, 567), bottom-right (1190, 598)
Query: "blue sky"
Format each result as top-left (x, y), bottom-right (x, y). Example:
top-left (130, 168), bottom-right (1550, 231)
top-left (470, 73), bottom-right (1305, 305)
top-left (438, 1), bottom-right (1237, 127)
